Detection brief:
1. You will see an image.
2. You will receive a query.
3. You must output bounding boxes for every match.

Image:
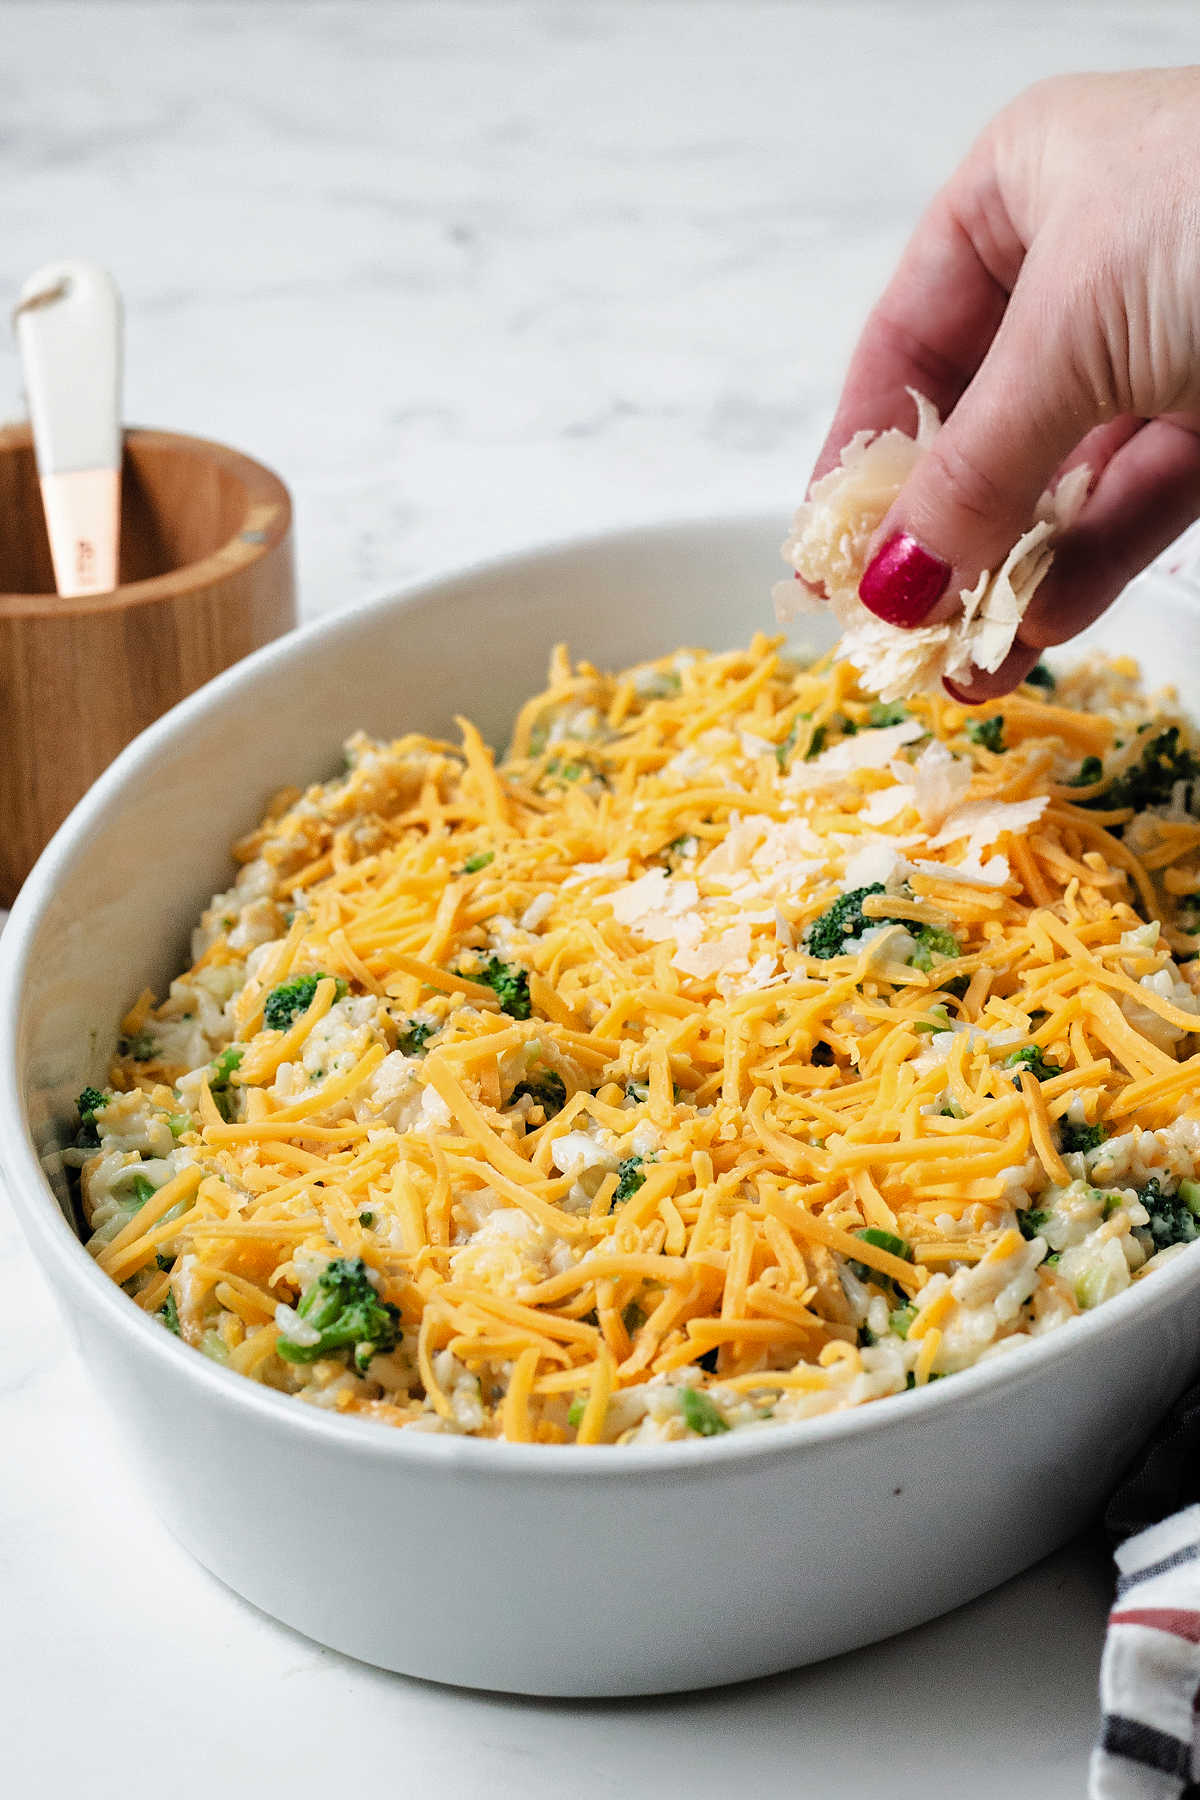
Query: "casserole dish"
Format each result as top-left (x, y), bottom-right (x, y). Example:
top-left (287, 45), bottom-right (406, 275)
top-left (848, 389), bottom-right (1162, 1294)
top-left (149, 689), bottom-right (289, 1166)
top-left (3, 514), bottom-right (1200, 1696)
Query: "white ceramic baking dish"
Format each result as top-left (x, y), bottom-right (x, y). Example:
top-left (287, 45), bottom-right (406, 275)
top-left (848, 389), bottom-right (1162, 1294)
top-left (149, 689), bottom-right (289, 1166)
top-left (4, 514), bottom-right (1200, 1698)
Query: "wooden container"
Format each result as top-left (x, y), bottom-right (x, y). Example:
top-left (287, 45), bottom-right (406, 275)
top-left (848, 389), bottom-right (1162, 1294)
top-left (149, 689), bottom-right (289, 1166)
top-left (0, 424), bottom-right (294, 904)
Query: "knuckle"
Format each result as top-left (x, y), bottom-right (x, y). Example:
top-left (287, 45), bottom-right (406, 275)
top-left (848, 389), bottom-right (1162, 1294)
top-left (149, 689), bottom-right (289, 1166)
top-left (920, 435), bottom-right (1012, 533)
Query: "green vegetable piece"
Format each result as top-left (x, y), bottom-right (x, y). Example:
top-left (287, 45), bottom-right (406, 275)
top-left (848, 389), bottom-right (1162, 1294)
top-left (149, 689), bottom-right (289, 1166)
top-left (158, 1291), bottom-right (181, 1335)
top-left (1138, 1175), bottom-right (1200, 1252)
top-left (804, 723), bottom-right (828, 761)
top-left (276, 1256), bottom-right (400, 1373)
top-left (613, 1155), bottom-right (647, 1204)
top-left (680, 1386), bottom-right (730, 1437)
top-left (263, 973), bottom-right (347, 1033)
top-left (167, 1112), bottom-right (191, 1139)
top-left (889, 1304), bottom-right (917, 1338)
top-left (465, 955), bottom-right (532, 1020)
top-left (868, 702), bottom-right (909, 727)
top-left (1016, 1207), bottom-right (1048, 1241)
top-left (1004, 1045), bottom-right (1062, 1082)
top-left (511, 1072), bottom-right (567, 1119)
top-left (774, 722), bottom-right (799, 770)
top-left (359, 1211), bottom-right (375, 1229)
top-left (966, 715), bottom-right (1005, 753)
top-left (805, 883), bottom-right (896, 960)
top-left (810, 1041), bottom-right (835, 1067)
top-left (1025, 664), bottom-right (1056, 691)
top-left (848, 1227), bottom-right (912, 1291)
top-left (909, 923), bottom-right (960, 973)
top-left (75, 1086), bottom-right (109, 1148)
top-left (463, 851), bottom-right (494, 874)
top-left (1081, 726), bottom-right (1200, 817)
top-left (1074, 755), bottom-right (1104, 787)
top-left (156, 1252), bottom-right (174, 1271)
top-left (129, 1174), bottom-right (156, 1206)
top-left (1059, 1121), bottom-right (1106, 1156)
top-left (1074, 1266), bottom-right (1109, 1310)
top-left (209, 1047), bottom-right (244, 1089)
top-left (914, 1004), bottom-right (951, 1034)
top-left (396, 1017), bottom-right (436, 1057)
top-left (568, 1398), bottom-right (587, 1427)
top-left (118, 1030), bottom-right (156, 1061)
top-left (1179, 1179), bottom-right (1200, 1215)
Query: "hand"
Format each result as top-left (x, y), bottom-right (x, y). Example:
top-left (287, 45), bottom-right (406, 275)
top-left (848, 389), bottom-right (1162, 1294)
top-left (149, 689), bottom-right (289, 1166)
top-left (814, 68), bottom-right (1200, 698)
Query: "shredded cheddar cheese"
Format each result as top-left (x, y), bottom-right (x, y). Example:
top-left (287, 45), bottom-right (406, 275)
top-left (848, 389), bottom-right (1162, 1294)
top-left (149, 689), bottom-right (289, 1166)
top-left (71, 638), bottom-right (1200, 1444)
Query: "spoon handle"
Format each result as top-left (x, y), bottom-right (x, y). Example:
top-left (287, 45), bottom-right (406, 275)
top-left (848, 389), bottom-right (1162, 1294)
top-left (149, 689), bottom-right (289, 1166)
top-left (14, 260), bottom-right (123, 598)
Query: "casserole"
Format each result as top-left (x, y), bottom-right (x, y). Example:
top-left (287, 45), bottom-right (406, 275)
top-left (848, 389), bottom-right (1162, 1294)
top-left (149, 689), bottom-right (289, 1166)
top-left (3, 514), bottom-right (1200, 1695)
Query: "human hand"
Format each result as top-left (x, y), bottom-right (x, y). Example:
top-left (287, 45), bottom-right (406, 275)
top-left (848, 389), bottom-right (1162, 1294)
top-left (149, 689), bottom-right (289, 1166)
top-left (813, 67), bottom-right (1200, 698)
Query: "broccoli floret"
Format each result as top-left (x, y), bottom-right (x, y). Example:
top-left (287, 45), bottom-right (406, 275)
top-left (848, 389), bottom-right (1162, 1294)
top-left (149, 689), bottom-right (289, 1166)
top-left (810, 1041), bottom-right (835, 1067)
top-left (1005, 1045), bottom-right (1062, 1082)
top-left (1137, 1175), bottom-right (1200, 1253)
top-left (1016, 1206), bottom-right (1049, 1240)
top-left (276, 1256), bottom-right (400, 1374)
top-left (1059, 1121), bottom-right (1106, 1156)
top-left (1073, 755), bottom-right (1104, 788)
top-left (966, 715), bottom-right (1005, 753)
top-left (462, 850), bottom-right (494, 874)
top-left (804, 724), bottom-right (828, 761)
top-left (263, 972), bottom-right (347, 1032)
top-left (158, 1290), bottom-right (181, 1335)
top-left (1083, 726), bottom-right (1200, 817)
top-left (465, 955), bottom-right (532, 1020)
top-left (889, 1303), bottom-right (917, 1338)
top-left (805, 883), bottom-right (892, 960)
top-left (118, 1030), bottom-right (156, 1061)
top-left (76, 1086), bottom-right (109, 1148)
top-left (1025, 664), bottom-right (1056, 692)
top-left (909, 923), bottom-right (961, 973)
top-left (395, 1017), bottom-right (436, 1057)
top-left (613, 1156), bottom-right (647, 1204)
top-left (511, 1071), bottom-right (567, 1119)
top-left (680, 1386), bottom-right (730, 1437)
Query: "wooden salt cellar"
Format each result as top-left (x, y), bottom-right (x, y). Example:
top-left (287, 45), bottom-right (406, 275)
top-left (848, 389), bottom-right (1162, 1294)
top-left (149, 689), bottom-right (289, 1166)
top-left (0, 423), bottom-right (295, 904)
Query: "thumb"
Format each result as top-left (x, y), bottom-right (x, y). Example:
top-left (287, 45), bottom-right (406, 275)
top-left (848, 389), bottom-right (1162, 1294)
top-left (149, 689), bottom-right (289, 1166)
top-left (856, 277), bottom-right (1102, 632)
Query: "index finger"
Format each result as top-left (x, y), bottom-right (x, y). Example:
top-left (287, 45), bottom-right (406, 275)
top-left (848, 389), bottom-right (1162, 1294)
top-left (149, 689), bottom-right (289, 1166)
top-left (811, 163), bottom-right (1022, 487)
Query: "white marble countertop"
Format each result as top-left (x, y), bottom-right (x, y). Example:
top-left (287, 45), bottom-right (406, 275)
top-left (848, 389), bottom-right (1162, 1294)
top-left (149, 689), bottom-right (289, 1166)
top-left (3, 3), bottom-right (1197, 1793)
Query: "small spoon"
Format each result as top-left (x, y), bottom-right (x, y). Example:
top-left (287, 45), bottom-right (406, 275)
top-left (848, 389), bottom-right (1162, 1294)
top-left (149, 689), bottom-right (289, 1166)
top-left (14, 259), bottom-right (123, 597)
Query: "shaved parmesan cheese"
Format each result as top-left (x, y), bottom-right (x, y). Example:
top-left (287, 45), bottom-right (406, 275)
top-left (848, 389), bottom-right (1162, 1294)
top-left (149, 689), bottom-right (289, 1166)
top-left (842, 841), bottom-right (904, 890)
top-left (673, 924), bottom-right (753, 979)
top-left (563, 858), bottom-right (629, 889)
top-left (789, 717), bottom-right (924, 785)
top-left (774, 390), bottom-right (1091, 699)
top-left (907, 853), bottom-right (1012, 889)
top-left (928, 796), bottom-right (1049, 856)
top-left (610, 871), bottom-right (697, 928)
top-left (902, 741), bottom-right (973, 830)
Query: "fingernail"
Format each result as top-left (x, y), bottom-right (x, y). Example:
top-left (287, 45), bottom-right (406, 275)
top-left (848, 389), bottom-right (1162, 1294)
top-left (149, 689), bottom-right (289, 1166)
top-left (859, 532), bottom-right (951, 627)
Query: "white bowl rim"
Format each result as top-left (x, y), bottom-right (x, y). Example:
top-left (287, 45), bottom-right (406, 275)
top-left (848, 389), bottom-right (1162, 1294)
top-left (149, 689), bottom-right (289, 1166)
top-left (3, 506), bottom-right (1199, 1475)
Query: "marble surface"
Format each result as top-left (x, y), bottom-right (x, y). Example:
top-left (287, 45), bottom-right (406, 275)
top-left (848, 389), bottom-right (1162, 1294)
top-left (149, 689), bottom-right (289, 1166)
top-left (3, 3), bottom-right (1198, 1793)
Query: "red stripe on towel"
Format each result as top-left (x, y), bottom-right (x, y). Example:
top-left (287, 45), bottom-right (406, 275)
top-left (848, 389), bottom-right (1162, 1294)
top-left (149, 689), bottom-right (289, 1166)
top-left (1110, 1608), bottom-right (1200, 1643)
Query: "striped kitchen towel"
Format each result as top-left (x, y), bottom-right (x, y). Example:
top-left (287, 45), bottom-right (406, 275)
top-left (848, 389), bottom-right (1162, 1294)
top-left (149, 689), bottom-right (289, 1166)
top-left (1090, 1505), bottom-right (1200, 1796)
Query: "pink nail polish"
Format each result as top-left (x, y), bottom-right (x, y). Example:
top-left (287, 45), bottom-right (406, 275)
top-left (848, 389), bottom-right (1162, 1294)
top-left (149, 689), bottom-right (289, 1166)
top-left (859, 532), bottom-right (951, 627)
